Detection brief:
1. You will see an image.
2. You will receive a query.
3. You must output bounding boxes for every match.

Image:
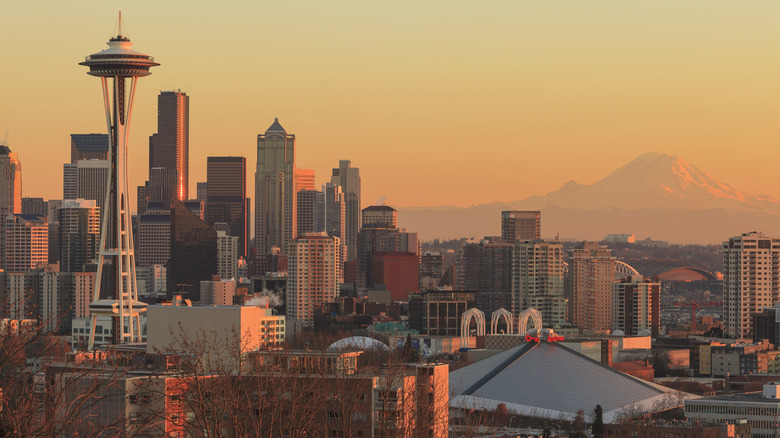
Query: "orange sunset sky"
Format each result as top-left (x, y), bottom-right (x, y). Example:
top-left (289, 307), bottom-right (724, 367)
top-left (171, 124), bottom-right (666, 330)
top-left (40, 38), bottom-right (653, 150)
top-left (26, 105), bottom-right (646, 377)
top-left (1, 1), bottom-right (779, 212)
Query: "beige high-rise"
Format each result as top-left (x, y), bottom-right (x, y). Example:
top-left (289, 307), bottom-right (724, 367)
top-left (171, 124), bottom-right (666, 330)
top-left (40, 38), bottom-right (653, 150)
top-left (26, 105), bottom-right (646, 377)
top-left (287, 233), bottom-right (341, 327)
top-left (723, 232), bottom-right (780, 339)
top-left (567, 242), bottom-right (615, 334)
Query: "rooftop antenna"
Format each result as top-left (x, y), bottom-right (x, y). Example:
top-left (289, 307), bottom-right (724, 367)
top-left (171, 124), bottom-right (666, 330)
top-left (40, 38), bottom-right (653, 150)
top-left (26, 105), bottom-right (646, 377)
top-left (113, 11), bottom-right (129, 38)
top-left (2, 132), bottom-right (8, 146)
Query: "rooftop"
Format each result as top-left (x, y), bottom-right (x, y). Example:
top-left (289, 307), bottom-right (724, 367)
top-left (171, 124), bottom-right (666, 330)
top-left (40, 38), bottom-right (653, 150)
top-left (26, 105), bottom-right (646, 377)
top-left (363, 205), bottom-right (396, 212)
top-left (265, 118), bottom-right (286, 134)
top-left (450, 340), bottom-right (692, 422)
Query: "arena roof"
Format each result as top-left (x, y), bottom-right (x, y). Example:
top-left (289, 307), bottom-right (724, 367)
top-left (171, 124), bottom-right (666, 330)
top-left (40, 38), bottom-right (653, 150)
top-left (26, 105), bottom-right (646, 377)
top-left (450, 340), bottom-right (693, 422)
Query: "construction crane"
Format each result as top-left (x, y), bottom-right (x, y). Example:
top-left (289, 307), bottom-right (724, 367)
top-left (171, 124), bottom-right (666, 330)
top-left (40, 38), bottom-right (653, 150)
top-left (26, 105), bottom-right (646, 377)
top-left (672, 301), bottom-right (723, 332)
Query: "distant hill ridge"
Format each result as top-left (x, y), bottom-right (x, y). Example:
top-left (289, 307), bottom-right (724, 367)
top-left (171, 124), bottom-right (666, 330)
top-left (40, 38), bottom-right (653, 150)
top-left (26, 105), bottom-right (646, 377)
top-left (398, 153), bottom-right (780, 244)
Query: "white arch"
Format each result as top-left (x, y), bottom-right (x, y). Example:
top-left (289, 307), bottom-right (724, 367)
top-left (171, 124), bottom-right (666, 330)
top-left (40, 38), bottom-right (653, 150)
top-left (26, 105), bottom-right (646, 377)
top-left (461, 308), bottom-right (486, 345)
top-left (615, 260), bottom-right (640, 277)
top-left (490, 308), bottom-right (514, 335)
top-left (518, 308), bottom-right (542, 335)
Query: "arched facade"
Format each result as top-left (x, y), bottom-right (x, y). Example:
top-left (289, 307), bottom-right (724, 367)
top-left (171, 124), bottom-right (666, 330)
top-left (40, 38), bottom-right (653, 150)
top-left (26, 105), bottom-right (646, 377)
top-left (461, 308), bottom-right (486, 344)
top-left (518, 308), bottom-right (542, 335)
top-left (490, 308), bottom-right (513, 334)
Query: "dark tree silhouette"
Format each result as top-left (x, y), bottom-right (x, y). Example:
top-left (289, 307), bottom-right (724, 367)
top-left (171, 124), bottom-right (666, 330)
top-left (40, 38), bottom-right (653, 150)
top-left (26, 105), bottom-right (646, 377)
top-left (592, 404), bottom-right (604, 437)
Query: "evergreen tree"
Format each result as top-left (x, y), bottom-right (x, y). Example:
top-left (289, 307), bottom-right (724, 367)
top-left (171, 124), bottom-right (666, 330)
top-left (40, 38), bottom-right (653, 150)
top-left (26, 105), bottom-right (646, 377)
top-left (592, 404), bottom-right (604, 437)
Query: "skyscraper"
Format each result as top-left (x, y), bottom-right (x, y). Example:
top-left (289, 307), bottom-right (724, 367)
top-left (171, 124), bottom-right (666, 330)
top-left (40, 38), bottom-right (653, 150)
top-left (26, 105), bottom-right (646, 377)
top-left (150, 91), bottom-right (189, 201)
top-left (0, 144), bottom-right (21, 270)
top-left (206, 156), bottom-right (247, 257)
top-left (255, 118), bottom-right (296, 256)
top-left (58, 199), bottom-right (100, 272)
top-left (512, 240), bottom-right (565, 325)
top-left (723, 232), bottom-right (780, 339)
top-left (287, 233), bottom-right (341, 326)
top-left (567, 242), bottom-right (615, 334)
top-left (80, 17), bottom-right (158, 348)
top-left (501, 211), bottom-right (541, 242)
top-left (331, 160), bottom-right (361, 261)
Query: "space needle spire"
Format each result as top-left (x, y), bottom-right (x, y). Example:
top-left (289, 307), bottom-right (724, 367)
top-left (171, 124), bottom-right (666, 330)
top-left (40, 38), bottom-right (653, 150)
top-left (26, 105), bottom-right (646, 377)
top-left (80, 14), bottom-right (159, 350)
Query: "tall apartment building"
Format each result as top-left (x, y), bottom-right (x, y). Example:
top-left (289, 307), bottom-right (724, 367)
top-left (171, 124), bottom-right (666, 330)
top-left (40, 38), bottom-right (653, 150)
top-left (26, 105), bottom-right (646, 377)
top-left (151, 91), bottom-right (189, 201)
top-left (206, 156), bottom-right (247, 257)
top-left (217, 230), bottom-right (239, 280)
top-left (612, 275), bottom-right (660, 337)
top-left (256, 118), bottom-right (296, 256)
top-left (58, 199), bottom-right (100, 272)
top-left (723, 232), bottom-right (780, 339)
top-left (501, 211), bottom-right (541, 242)
top-left (70, 134), bottom-right (108, 162)
top-left (331, 160), bottom-right (361, 261)
top-left (512, 240), bottom-right (565, 326)
top-left (567, 242), bottom-right (615, 334)
top-left (0, 144), bottom-right (22, 270)
top-left (5, 214), bottom-right (48, 272)
top-left (287, 233), bottom-right (341, 326)
top-left (459, 238), bottom-right (514, 316)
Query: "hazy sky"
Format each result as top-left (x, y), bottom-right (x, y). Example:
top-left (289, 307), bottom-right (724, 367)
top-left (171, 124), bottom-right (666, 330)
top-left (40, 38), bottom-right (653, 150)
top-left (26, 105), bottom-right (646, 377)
top-left (2, 1), bottom-right (779, 210)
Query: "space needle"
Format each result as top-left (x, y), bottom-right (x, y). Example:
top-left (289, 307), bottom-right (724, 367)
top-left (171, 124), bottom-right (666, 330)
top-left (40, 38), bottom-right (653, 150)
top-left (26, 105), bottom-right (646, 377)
top-left (80, 13), bottom-right (159, 350)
